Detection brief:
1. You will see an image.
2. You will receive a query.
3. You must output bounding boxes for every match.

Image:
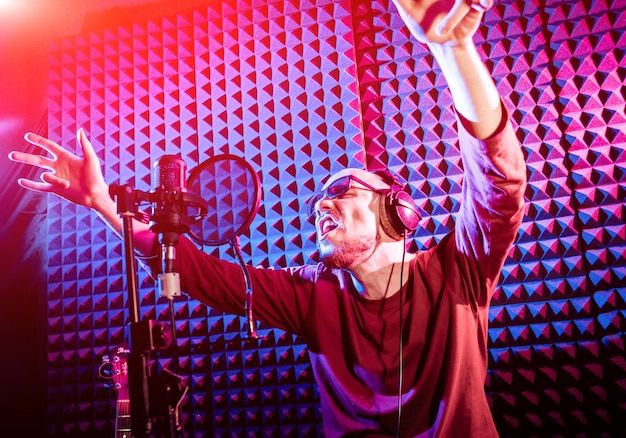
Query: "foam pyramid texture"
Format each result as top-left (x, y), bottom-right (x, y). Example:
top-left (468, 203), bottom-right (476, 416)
top-left (46, 0), bottom-right (625, 436)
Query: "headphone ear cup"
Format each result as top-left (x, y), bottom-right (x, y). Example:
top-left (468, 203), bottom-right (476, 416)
top-left (379, 191), bottom-right (403, 241)
top-left (379, 189), bottom-right (421, 241)
top-left (393, 190), bottom-right (421, 232)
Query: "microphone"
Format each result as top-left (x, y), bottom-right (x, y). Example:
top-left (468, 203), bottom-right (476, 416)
top-left (153, 155), bottom-right (188, 195)
top-left (149, 155), bottom-right (203, 300)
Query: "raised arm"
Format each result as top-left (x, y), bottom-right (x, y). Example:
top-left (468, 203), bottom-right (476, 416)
top-left (8, 129), bottom-right (157, 256)
top-left (392, 0), bottom-right (527, 295)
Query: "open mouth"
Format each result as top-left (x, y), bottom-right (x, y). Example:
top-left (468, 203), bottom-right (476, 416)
top-left (318, 215), bottom-right (340, 239)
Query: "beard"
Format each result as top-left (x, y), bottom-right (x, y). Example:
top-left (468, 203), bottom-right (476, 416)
top-left (319, 232), bottom-right (378, 269)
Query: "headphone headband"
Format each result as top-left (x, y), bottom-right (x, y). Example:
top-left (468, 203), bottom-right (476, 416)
top-left (371, 169), bottom-right (405, 190)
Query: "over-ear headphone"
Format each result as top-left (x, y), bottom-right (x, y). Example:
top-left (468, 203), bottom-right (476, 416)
top-left (372, 170), bottom-right (422, 241)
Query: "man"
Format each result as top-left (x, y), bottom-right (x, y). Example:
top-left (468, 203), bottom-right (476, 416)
top-left (9, 0), bottom-right (526, 436)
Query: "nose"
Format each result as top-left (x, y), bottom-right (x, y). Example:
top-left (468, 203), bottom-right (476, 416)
top-left (314, 196), bottom-right (333, 216)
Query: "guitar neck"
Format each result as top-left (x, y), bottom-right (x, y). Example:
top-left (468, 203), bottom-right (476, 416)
top-left (115, 399), bottom-right (131, 438)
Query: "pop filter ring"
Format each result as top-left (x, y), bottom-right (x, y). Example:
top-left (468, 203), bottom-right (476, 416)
top-left (186, 153), bottom-right (262, 247)
top-left (186, 153), bottom-right (262, 338)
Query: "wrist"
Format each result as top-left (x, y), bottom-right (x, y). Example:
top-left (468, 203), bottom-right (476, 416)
top-left (91, 188), bottom-right (116, 217)
top-left (427, 39), bottom-right (477, 64)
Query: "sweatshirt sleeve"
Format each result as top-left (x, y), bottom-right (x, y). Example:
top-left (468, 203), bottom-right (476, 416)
top-left (144, 236), bottom-right (318, 336)
top-left (454, 102), bottom-right (527, 305)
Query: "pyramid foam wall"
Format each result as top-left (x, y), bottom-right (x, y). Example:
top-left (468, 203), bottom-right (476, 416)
top-left (46, 0), bottom-right (625, 436)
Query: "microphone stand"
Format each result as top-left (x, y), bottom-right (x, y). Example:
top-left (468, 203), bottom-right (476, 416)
top-left (149, 192), bottom-right (190, 438)
top-left (111, 184), bottom-right (153, 437)
top-left (110, 184), bottom-right (187, 438)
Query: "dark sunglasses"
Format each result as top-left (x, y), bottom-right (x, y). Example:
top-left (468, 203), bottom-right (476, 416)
top-left (306, 175), bottom-right (385, 216)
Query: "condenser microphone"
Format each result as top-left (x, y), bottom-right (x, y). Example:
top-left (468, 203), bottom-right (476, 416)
top-left (152, 155), bottom-right (188, 194)
top-left (150, 155), bottom-right (189, 300)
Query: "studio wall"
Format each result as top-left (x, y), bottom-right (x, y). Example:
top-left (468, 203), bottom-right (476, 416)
top-left (43, 0), bottom-right (624, 436)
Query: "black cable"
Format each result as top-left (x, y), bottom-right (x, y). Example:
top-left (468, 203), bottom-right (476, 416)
top-left (396, 231), bottom-right (407, 437)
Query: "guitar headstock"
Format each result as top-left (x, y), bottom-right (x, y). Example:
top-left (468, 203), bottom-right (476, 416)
top-left (100, 345), bottom-right (130, 401)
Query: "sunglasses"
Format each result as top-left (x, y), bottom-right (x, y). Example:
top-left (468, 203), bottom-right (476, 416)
top-left (306, 175), bottom-right (385, 216)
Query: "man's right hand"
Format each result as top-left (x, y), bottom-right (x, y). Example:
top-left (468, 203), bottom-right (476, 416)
top-left (10, 129), bottom-right (159, 256)
top-left (8, 128), bottom-right (110, 211)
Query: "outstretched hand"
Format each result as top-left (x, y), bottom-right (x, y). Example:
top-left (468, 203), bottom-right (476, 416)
top-left (8, 129), bottom-right (109, 210)
top-left (391, 0), bottom-right (491, 46)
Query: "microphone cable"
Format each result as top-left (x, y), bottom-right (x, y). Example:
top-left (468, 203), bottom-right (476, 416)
top-left (396, 230), bottom-right (407, 437)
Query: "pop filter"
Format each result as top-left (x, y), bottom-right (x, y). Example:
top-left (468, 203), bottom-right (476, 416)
top-left (186, 154), bottom-right (262, 339)
top-left (186, 154), bottom-right (261, 246)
